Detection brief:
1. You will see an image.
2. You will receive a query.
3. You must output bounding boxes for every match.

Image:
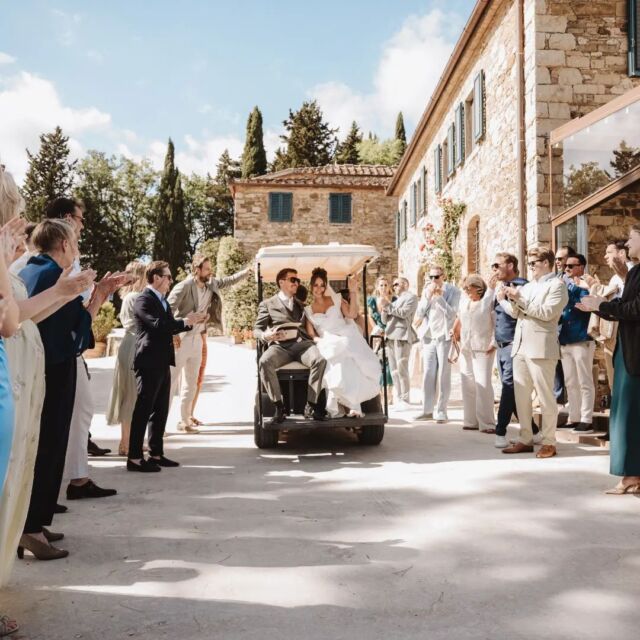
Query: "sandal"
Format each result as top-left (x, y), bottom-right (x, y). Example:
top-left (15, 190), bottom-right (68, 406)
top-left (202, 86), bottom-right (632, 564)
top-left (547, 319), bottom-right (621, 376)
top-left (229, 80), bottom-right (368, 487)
top-left (605, 483), bottom-right (640, 495)
top-left (480, 428), bottom-right (496, 434)
top-left (0, 615), bottom-right (19, 637)
top-left (190, 417), bottom-right (203, 426)
top-left (462, 425), bottom-right (479, 431)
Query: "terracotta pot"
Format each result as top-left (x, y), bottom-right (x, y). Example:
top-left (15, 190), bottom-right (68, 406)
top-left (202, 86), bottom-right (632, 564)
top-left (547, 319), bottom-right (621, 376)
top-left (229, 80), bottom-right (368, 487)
top-left (244, 338), bottom-right (257, 349)
top-left (84, 341), bottom-right (107, 359)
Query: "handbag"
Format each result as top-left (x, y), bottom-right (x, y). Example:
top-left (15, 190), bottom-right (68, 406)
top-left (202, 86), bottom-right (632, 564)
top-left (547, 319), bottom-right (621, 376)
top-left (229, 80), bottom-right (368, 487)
top-left (447, 338), bottom-right (460, 364)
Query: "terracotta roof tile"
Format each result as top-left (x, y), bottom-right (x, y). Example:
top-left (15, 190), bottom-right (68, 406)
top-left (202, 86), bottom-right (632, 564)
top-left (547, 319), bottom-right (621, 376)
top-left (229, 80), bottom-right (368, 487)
top-left (232, 164), bottom-right (396, 188)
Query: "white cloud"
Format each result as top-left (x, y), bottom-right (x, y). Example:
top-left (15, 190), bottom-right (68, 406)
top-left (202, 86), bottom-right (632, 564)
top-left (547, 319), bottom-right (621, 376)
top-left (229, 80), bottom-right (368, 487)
top-left (0, 71), bottom-right (111, 181)
top-left (309, 8), bottom-right (464, 140)
top-left (0, 52), bottom-right (16, 65)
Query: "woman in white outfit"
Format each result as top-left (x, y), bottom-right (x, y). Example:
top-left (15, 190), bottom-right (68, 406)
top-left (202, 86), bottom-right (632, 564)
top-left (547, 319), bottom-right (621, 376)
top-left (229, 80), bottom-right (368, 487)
top-left (453, 274), bottom-right (496, 433)
top-left (304, 267), bottom-right (380, 418)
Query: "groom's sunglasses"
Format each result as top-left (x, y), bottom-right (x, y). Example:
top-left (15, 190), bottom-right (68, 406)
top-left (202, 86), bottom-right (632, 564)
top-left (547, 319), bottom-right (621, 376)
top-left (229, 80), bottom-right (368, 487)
top-left (286, 277), bottom-right (301, 285)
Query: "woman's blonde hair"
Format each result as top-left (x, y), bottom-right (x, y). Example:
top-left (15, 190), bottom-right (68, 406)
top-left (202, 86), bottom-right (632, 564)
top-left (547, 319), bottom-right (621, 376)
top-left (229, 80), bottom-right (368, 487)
top-left (0, 166), bottom-right (26, 225)
top-left (120, 260), bottom-right (147, 296)
top-left (462, 274), bottom-right (487, 298)
top-left (31, 219), bottom-right (76, 254)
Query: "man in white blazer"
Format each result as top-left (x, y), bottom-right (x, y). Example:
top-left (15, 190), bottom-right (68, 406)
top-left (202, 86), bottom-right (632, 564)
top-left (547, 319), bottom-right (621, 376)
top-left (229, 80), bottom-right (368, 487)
top-left (499, 247), bottom-right (568, 458)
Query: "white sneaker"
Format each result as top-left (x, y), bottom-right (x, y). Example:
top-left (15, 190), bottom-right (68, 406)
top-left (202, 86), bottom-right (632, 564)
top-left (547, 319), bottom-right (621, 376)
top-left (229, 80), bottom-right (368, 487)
top-left (495, 435), bottom-right (508, 448)
top-left (434, 412), bottom-right (448, 423)
top-left (533, 432), bottom-right (543, 444)
top-left (395, 400), bottom-right (411, 411)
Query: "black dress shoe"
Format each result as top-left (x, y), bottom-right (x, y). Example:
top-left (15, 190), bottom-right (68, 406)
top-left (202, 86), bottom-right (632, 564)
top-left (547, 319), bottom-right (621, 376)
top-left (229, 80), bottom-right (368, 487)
top-left (88, 439), bottom-right (111, 456)
top-left (127, 458), bottom-right (161, 473)
top-left (270, 401), bottom-right (286, 426)
top-left (598, 432), bottom-right (610, 442)
top-left (42, 527), bottom-right (64, 542)
top-left (572, 422), bottom-right (594, 434)
top-left (559, 422), bottom-right (580, 430)
top-left (54, 503), bottom-right (68, 514)
top-left (66, 479), bottom-right (118, 500)
top-left (149, 455), bottom-right (180, 467)
top-left (306, 402), bottom-right (327, 421)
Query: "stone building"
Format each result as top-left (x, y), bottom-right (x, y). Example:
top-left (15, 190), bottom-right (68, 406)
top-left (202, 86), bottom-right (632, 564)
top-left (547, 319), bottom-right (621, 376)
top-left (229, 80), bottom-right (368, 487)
top-left (387, 0), bottom-right (640, 291)
top-left (231, 164), bottom-right (398, 283)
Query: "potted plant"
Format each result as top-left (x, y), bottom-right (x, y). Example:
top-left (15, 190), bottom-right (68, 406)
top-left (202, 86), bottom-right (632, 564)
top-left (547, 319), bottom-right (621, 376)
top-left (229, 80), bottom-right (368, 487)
top-left (231, 327), bottom-right (244, 345)
top-left (243, 328), bottom-right (256, 349)
top-left (85, 301), bottom-right (120, 358)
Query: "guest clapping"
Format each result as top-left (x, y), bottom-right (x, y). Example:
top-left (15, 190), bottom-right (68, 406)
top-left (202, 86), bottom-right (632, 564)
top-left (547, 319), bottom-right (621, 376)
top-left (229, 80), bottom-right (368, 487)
top-left (453, 275), bottom-right (496, 433)
top-left (413, 266), bottom-right (460, 422)
top-left (501, 248), bottom-right (568, 458)
top-left (578, 225), bottom-right (640, 494)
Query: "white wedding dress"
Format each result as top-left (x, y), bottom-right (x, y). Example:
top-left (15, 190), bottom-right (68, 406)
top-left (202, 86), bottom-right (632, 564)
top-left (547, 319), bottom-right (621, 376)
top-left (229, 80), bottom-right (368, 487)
top-left (305, 292), bottom-right (381, 417)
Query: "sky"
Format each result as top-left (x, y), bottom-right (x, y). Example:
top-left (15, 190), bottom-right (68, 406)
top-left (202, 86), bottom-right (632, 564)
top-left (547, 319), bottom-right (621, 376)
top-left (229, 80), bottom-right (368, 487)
top-left (0, 0), bottom-right (476, 183)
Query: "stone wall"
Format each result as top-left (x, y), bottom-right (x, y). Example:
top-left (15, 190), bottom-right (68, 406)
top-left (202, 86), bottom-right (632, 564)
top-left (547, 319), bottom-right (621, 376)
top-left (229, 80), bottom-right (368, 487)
top-left (234, 185), bottom-right (398, 288)
top-left (398, 0), bottom-right (520, 290)
top-left (529, 0), bottom-right (640, 244)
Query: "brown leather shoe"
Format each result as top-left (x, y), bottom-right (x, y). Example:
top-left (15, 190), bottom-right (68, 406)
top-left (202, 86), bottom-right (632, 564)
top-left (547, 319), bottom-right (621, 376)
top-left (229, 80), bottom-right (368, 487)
top-left (536, 444), bottom-right (557, 458)
top-left (502, 442), bottom-right (534, 454)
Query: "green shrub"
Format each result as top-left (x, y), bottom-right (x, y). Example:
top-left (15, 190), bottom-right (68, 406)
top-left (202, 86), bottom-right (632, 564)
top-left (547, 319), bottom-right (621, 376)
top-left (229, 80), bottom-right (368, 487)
top-left (217, 236), bottom-right (276, 333)
top-left (92, 301), bottom-right (121, 342)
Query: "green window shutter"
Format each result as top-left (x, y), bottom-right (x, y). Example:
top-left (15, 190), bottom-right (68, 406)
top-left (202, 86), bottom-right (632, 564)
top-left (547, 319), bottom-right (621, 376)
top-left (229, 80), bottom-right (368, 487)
top-left (434, 145), bottom-right (442, 194)
top-left (395, 210), bottom-right (400, 248)
top-left (268, 192), bottom-right (293, 222)
top-left (422, 166), bottom-right (428, 213)
top-left (447, 124), bottom-right (455, 176)
top-left (630, 0), bottom-right (640, 76)
top-left (473, 70), bottom-right (486, 142)
top-left (329, 193), bottom-right (352, 223)
top-left (410, 183), bottom-right (416, 226)
top-left (455, 103), bottom-right (465, 166)
top-left (403, 201), bottom-right (408, 241)
top-left (417, 176), bottom-right (423, 215)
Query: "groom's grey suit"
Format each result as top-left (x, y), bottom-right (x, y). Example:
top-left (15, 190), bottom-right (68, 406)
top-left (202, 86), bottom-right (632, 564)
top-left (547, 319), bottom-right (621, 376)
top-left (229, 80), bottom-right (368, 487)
top-left (254, 294), bottom-right (326, 405)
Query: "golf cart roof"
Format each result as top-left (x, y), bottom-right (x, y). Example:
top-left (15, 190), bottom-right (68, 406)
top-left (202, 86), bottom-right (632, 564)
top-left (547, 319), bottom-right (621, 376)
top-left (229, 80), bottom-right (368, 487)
top-left (256, 243), bottom-right (379, 280)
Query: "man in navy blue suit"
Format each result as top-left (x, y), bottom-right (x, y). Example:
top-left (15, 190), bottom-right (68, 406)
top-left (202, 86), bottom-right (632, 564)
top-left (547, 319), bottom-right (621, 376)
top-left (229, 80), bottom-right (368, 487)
top-left (127, 261), bottom-right (206, 472)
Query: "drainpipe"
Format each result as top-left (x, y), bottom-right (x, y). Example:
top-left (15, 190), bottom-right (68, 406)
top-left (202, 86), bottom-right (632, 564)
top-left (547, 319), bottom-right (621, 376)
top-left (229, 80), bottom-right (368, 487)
top-left (516, 0), bottom-right (527, 264)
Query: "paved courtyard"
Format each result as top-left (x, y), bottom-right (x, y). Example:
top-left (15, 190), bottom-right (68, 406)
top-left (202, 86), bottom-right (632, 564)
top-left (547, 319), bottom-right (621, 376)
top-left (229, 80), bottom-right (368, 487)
top-left (3, 339), bottom-right (640, 640)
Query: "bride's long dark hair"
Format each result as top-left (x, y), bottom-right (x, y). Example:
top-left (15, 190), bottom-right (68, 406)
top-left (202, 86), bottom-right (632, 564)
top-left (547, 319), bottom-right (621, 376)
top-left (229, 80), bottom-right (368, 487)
top-left (311, 267), bottom-right (328, 290)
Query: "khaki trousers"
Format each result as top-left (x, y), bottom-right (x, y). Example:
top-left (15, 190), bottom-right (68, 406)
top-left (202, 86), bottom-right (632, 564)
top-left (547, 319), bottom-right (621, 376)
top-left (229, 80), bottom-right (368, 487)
top-left (170, 332), bottom-right (203, 428)
top-left (513, 354), bottom-right (557, 446)
top-left (561, 341), bottom-right (596, 424)
top-left (387, 339), bottom-right (412, 402)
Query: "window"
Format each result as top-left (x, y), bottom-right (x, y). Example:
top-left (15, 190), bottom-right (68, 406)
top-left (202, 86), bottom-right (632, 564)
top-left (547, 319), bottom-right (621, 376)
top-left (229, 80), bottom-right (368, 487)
top-left (630, 0), bottom-right (640, 77)
top-left (473, 71), bottom-right (486, 142)
top-left (417, 175), bottom-right (423, 216)
top-left (401, 200), bottom-right (408, 242)
top-left (268, 192), bottom-right (293, 222)
top-left (410, 182), bottom-right (417, 226)
top-left (468, 217), bottom-right (481, 273)
top-left (464, 93), bottom-right (474, 157)
top-left (329, 193), bottom-right (352, 223)
top-left (447, 124), bottom-right (456, 177)
top-left (422, 166), bottom-right (428, 214)
top-left (395, 210), bottom-right (400, 248)
top-left (434, 145), bottom-right (442, 194)
top-left (442, 139), bottom-right (449, 185)
top-left (455, 103), bottom-right (465, 167)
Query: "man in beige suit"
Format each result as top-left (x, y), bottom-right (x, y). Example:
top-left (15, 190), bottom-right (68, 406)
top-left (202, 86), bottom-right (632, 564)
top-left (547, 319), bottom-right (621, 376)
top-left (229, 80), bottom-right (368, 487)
top-left (499, 247), bottom-right (569, 458)
top-left (168, 253), bottom-right (250, 432)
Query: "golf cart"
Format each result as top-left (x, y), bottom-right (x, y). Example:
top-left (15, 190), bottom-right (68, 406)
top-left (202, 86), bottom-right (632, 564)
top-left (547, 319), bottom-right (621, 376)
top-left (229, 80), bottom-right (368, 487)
top-left (253, 243), bottom-right (389, 449)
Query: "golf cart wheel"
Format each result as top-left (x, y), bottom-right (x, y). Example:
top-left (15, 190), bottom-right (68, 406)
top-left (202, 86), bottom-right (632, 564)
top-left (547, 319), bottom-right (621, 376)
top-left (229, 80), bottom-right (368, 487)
top-left (254, 394), bottom-right (278, 449)
top-left (357, 424), bottom-right (385, 445)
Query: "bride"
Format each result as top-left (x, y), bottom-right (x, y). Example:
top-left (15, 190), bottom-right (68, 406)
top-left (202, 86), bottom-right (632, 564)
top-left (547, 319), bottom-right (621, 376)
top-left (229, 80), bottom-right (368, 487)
top-left (304, 267), bottom-right (381, 418)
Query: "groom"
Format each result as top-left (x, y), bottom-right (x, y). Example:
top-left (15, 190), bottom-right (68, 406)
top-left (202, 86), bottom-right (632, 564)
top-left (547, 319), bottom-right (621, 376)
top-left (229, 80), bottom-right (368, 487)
top-left (254, 268), bottom-right (327, 425)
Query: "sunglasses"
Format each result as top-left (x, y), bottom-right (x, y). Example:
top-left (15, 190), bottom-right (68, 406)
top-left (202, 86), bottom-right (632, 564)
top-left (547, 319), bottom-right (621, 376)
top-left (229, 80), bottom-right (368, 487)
top-left (554, 257), bottom-right (564, 262)
top-left (287, 277), bottom-right (301, 285)
top-left (429, 274), bottom-right (442, 280)
top-left (527, 260), bottom-right (542, 267)
top-left (565, 263), bottom-right (580, 270)
top-left (392, 282), bottom-right (401, 287)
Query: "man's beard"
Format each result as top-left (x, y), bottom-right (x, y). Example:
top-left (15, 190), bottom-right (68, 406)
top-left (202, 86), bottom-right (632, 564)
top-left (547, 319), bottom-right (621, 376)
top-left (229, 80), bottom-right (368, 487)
top-left (198, 275), bottom-right (209, 284)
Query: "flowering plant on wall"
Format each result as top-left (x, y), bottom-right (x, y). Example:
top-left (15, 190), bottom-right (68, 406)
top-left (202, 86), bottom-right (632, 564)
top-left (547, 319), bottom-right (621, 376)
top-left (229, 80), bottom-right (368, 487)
top-left (417, 197), bottom-right (466, 283)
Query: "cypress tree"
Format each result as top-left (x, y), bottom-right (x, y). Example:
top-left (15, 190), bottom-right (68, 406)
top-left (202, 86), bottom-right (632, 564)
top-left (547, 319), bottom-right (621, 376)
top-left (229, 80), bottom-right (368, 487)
top-left (395, 112), bottom-right (407, 154)
top-left (22, 126), bottom-right (77, 221)
top-left (153, 139), bottom-right (189, 275)
top-left (279, 100), bottom-right (338, 167)
top-left (241, 106), bottom-right (267, 178)
top-left (335, 121), bottom-right (363, 165)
